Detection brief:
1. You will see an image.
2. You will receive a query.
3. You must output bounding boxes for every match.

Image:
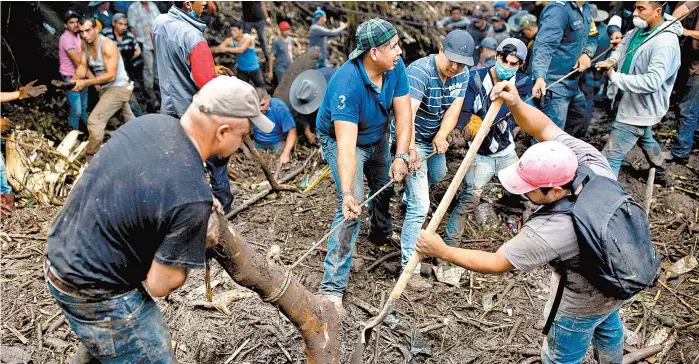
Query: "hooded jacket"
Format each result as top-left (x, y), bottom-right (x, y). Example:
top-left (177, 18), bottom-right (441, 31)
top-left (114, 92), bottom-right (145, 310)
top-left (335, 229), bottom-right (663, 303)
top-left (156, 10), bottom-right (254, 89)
top-left (607, 15), bottom-right (682, 127)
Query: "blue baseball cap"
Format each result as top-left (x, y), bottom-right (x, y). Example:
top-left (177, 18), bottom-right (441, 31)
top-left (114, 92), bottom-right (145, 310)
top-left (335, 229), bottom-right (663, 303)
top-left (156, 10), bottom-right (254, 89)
top-left (493, 1), bottom-right (512, 11)
top-left (443, 29), bottom-right (475, 66)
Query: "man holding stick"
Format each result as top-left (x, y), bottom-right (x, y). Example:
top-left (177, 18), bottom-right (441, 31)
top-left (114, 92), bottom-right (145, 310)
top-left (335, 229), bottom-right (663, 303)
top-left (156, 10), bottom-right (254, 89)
top-left (316, 18), bottom-right (412, 314)
top-left (415, 80), bottom-right (627, 363)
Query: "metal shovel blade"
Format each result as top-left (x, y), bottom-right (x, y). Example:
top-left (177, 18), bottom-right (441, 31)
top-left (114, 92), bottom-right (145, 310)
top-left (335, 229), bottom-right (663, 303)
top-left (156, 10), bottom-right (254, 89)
top-left (350, 298), bottom-right (398, 364)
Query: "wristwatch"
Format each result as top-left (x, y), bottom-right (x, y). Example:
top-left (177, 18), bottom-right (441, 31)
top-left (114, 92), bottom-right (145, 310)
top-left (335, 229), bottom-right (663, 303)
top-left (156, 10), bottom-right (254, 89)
top-left (394, 153), bottom-right (410, 164)
top-left (582, 49), bottom-right (594, 58)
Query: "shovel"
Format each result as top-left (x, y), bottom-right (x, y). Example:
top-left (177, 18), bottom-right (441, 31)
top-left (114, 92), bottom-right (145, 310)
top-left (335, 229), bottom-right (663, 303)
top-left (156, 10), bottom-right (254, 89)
top-left (350, 98), bottom-right (505, 363)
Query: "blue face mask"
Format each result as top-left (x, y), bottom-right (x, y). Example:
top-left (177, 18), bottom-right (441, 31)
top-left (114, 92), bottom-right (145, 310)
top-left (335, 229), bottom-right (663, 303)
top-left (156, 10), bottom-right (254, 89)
top-left (495, 60), bottom-right (517, 80)
top-left (188, 11), bottom-right (198, 19)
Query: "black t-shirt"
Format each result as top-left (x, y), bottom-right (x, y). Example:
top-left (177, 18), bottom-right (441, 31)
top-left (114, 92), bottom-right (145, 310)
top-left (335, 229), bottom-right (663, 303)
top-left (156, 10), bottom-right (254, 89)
top-left (241, 1), bottom-right (265, 22)
top-left (47, 114), bottom-right (212, 294)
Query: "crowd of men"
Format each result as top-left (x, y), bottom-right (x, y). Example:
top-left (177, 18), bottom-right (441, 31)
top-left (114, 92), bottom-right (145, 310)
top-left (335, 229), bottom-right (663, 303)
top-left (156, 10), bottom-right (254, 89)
top-left (0, 1), bottom-right (694, 363)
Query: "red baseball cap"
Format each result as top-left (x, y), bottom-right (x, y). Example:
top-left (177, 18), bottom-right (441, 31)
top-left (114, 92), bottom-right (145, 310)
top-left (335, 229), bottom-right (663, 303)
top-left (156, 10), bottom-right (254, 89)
top-left (279, 21), bottom-right (291, 31)
top-left (498, 141), bottom-right (578, 195)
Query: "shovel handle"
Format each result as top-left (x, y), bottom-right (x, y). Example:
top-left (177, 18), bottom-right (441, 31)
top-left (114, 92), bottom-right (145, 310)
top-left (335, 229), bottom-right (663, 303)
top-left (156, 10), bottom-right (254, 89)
top-left (390, 98), bottom-right (505, 300)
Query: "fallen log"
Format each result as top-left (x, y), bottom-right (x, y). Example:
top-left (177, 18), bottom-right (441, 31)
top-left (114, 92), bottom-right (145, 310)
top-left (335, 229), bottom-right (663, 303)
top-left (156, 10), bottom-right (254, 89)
top-left (243, 135), bottom-right (300, 193)
top-left (621, 344), bottom-right (662, 364)
top-left (225, 148), bottom-right (319, 218)
top-left (209, 213), bottom-right (339, 363)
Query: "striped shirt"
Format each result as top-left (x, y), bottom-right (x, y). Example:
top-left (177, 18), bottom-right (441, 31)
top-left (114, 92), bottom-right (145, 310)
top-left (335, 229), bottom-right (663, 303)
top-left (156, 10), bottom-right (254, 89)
top-left (393, 55), bottom-right (468, 144)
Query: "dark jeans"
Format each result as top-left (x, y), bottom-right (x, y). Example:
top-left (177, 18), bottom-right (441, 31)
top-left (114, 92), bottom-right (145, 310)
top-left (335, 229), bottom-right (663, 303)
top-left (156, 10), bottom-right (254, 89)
top-left (319, 134), bottom-right (393, 296)
top-left (243, 20), bottom-right (269, 60)
top-left (206, 155), bottom-right (233, 211)
top-left (671, 74), bottom-right (699, 158)
top-left (46, 277), bottom-right (176, 363)
top-left (539, 89), bottom-right (589, 138)
top-left (237, 68), bottom-right (266, 88)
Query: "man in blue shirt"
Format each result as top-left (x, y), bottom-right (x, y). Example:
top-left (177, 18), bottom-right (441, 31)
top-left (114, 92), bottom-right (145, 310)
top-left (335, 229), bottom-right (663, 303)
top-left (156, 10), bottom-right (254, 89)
top-left (390, 29), bottom-right (473, 291)
top-left (316, 18), bottom-right (412, 314)
top-left (530, 1), bottom-right (598, 138)
top-left (253, 87), bottom-right (297, 165)
top-left (446, 38), bottom-right (533, 245)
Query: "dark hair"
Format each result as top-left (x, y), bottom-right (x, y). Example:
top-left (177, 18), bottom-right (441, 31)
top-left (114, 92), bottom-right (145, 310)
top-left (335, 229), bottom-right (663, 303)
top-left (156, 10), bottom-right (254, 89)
top-left (64, 10), bottom-right (80, 23)
top-left (230, 20), bottom-right (244, 30)
top-left (539, 178), bottom-right (575, 196)
top-left (79, 17), bottom-right (97, 28)
top-left (648, 1), bottom-right (665, 9)
top-left (450, 6), bottom-right (462, 13)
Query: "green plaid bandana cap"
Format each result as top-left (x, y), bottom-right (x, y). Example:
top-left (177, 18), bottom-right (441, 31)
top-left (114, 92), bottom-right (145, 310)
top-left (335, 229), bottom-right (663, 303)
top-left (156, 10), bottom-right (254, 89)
top-left (348, 18), bottom-right (397, 60)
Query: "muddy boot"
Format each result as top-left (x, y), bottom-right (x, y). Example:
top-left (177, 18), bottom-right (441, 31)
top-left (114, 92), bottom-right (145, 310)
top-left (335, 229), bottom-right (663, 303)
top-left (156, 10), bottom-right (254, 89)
top-left (406, 274), bottom-right (433, 292)
top-left (323, 294), bottom-right (347, 316)
top-left (72, 343), bottom-right (100, 364)
top-left (653, 167), bottom-right (672, 187)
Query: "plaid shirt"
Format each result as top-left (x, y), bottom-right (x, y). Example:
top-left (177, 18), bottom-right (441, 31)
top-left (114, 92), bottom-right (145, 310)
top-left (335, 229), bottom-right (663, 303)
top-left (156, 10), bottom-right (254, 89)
top-left (127, 1), bottom-right (161, 50)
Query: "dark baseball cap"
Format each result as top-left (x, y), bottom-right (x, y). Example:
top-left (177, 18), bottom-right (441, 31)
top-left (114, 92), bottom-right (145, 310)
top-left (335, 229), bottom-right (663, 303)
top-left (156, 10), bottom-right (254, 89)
top-left (497, 38), bottom-right (528, 61)
top-left (64, 10), bottom-right (80, 22)
top-left (471, 10), bottom-right (486, 21)
top-left (480, 37), bottom-right (498, 51)
top-left (443, 29), bottom-right (475, 66)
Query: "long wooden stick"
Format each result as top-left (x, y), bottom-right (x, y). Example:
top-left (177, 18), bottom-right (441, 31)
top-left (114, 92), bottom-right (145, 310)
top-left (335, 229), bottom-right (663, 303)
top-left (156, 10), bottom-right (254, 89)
top-left (350, 98), bottom-right (504, 364)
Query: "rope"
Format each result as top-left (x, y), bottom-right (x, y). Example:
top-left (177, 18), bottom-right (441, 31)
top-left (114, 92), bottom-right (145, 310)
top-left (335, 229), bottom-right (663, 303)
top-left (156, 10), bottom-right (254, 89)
top-left (287, 151), bottom-right (436, 270)
top-left (491, 4), bottom-right (699, 129)
top-left (261, 269), bottom-right (292, 303)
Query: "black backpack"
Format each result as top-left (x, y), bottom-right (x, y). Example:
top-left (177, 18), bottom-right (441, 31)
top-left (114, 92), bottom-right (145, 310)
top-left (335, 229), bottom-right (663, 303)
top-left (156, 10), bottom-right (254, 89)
top-left (532, 165), bottom-right (661, 335)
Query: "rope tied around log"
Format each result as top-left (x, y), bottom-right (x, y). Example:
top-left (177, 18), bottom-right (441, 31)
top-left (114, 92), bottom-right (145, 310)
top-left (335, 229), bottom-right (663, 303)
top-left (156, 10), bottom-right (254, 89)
top-left (262, 269), bottom-right (292, 303)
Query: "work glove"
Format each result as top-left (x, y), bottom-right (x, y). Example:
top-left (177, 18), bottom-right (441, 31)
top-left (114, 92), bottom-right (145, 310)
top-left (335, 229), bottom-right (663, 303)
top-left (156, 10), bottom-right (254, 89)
top-left (18, 80), bottom-right (47, 99)
top-left (215, 65), bottom-right (236, 77)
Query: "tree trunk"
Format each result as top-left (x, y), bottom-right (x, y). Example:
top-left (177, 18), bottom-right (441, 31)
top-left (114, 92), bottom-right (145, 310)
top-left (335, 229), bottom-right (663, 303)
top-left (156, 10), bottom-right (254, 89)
top-left (210, 213), bottom-right (340, 363)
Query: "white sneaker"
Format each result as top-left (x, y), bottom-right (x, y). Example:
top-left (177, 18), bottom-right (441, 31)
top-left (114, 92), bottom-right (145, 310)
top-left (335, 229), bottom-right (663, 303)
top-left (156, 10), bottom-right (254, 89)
top-left (324, 294), bottom-right (348, 316)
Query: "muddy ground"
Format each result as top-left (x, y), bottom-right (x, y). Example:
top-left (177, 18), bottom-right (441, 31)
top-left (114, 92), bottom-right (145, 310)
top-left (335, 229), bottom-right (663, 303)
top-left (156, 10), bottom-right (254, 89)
top-left (1, 98), bottom-right (698, 364)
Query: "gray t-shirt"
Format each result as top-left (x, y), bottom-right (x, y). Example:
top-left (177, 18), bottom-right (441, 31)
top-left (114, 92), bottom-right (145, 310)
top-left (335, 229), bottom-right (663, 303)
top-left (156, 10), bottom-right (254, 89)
top-left (503, 132), bottom-right (625, 317)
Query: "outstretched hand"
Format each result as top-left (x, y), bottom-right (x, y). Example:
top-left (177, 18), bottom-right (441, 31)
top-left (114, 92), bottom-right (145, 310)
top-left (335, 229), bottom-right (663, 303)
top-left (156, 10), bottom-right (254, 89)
top-left (19, 80), bottom-right (47, 99)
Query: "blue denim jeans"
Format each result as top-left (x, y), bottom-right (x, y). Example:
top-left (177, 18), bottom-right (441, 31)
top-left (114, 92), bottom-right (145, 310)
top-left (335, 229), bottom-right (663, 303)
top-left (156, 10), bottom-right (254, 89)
top-left (400, 142), bottom-right (446, 270)
top-left (0, 153), bottom-right (11, 194)
top-left (319, 134), bottom-right (393, 296)
top-left (602, 121), bottom-right (666, 177)
top-left (540, 89), bottom-right (589, 138)
top-left (543, 309), bottom-right (624, 364)
top-left (206, 156), bottom-right (233, 211)
top-left (64, 76), bottom-right (88, 131)
top-left (445, 149), bottom-right (518, 246)
top-left (671, 74), bottom-right (699, 158)
top-left (253, 139), bottom-right (286, 153)
top-left (46, 278), bottom-right (176, 363)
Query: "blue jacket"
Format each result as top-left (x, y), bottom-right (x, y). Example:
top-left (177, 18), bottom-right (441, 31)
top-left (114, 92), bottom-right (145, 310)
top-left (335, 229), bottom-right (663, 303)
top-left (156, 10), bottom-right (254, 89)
top-left (152, 6), bottom-right (208, 118)
top-left (530, 1), bottom-right (598, 96)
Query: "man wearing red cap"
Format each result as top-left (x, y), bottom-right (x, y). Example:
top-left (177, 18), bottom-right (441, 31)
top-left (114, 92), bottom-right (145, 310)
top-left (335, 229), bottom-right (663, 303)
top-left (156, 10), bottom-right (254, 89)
top-left (415, 81), bottom-right (626, 363)
top-left (269, 20), bottom-right (294, 83)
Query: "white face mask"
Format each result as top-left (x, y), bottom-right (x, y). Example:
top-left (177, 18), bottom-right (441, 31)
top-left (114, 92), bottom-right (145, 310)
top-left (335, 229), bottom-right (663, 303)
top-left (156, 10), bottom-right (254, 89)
top-left (632, 16), bottom-right (649, 29)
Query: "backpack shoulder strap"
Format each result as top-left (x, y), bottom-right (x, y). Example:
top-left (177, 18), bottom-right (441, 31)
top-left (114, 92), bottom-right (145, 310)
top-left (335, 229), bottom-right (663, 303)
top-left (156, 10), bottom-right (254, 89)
top-left (542, 262), bottom-right (567, 335)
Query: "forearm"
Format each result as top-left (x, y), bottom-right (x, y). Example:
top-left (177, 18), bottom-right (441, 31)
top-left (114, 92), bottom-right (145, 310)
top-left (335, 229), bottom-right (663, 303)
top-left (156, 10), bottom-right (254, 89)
top-left (394, 95), bottom-right (412, 154)
top-left (337, 145), bottom-right (357, 194)
top-left (83, 72), bottom-right (115, 87)
top-left (282, 128), bottom-right (296, 155)
top-left (0, 91), bottom-right (20, 103)
top-left (509, 97), bottom-right (561, 142)
top-left (436, 99), bottom-right (463, 139)
top-left (74, 65), bottom-right (88, 80)
top-left (686, 29), bottom-right (699, 41)
top-left (441, 247), bottom-right (511, 274)
top-left (268, 54), bottom-right (275, 73)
